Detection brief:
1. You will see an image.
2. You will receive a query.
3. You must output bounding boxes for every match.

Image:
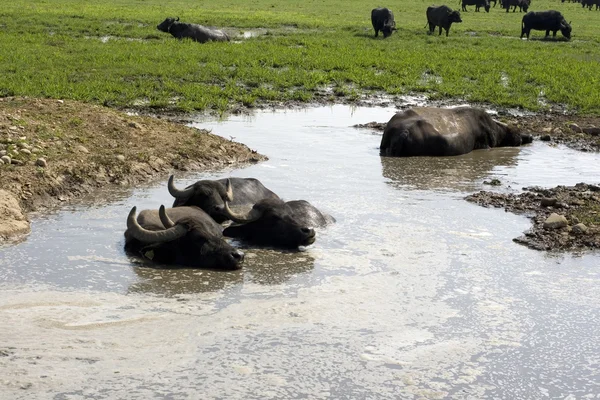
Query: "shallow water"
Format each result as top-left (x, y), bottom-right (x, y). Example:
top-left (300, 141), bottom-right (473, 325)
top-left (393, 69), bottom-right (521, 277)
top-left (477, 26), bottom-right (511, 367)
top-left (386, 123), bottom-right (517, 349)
top-left (1, 105), bottom-right (600, 399)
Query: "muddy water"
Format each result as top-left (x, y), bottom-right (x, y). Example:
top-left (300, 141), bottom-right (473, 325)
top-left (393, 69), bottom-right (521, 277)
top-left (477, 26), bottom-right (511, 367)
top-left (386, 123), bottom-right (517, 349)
top-left (1, 105), bottom-right (600, 399)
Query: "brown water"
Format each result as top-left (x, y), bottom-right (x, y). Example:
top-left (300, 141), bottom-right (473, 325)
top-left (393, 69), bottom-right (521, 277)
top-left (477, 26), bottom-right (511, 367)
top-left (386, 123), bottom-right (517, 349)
top-left (1, 105), bottom-right (600, 399)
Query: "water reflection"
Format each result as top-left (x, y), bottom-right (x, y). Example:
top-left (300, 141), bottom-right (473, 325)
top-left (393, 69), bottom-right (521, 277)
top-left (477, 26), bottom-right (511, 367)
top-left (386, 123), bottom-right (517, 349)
top-left (127, 248), bottom-right (315, 295)
top-left (380, 147), bottom-right (521, 192)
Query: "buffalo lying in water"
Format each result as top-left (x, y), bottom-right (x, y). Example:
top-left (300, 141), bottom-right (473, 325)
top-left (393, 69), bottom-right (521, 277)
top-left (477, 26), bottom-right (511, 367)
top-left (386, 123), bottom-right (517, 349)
top-left (221, 198), bottom-right (334, 249)
top-left (156, 17), bottom-right (230, 43)
top-left (379, 107), bottom-right (533, 157)
top-left (125, 205), bottom-right (244, 270)
top-left (168, 175), bottom-right (279, 223)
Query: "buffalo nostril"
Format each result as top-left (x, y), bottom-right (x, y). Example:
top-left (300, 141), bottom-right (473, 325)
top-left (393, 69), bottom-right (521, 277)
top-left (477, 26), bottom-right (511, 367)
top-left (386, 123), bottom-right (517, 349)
top-left (231, 250), bottom-right (244, 261)
top-left (214, 204), bottom-right (224, 212)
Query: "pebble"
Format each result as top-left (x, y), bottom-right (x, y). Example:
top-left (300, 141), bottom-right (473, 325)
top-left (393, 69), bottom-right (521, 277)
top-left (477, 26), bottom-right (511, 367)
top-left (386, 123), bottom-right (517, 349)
top-left (543, 213), bottom-right (568, 230)
top-left (116, 155), bottom-right (125, 162)
top-left (571, 223), bottom-right (588, 235)
top-left (569, 123), bottom-right (582, 133)
top-left (582, 127), bottom-right (600, 137)
top-left (0, 150), bottom-right (6, 156)
top-left (1, 155), bottom-right (11, 164)
top-left (35, 158), bottom-right (47, 168)
top-left (571, 216), bottom-right (580, 224)
top-left (75, 145), bottom-right (89, 154)
top-left (540, 134), bottom-right (551, 141)
top-left (11, 159), bottom-right (24, 165)
top-left (20, 148), bottom-right (31, 155)
top-left (540, 198), bottom-right (557, 207)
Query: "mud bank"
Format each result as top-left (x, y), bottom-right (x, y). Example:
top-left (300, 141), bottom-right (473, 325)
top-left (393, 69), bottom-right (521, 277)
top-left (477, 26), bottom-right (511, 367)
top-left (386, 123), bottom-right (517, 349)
top-left (0, 97), bottom-right (264, 241)
top-left (466, 183), bottom-right (600, 252)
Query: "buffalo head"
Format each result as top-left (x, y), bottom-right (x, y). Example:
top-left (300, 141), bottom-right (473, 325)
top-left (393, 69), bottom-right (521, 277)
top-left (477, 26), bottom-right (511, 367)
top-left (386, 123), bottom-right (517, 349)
top-left (126, 205), bottom-right (244, 270)
top-left (449, 11), bottom-right (463, 23)
top-left (382, 22), bottom-right (398, 38)
top-left (494, 120), bottom-right (533, 147)
top-left (157, 17), bottom-right (180, 33)
top-left (560, 20), bottom-right (572, 39)
top-left (222, 199), bottom-right (317, 248)
top-left (168, 175), bottom-right (233, 223)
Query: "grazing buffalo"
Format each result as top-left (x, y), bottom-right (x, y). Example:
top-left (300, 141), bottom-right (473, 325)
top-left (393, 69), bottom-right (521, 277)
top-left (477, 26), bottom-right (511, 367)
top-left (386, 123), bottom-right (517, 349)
top-left (521, 11), bottom-right (572, 40)
top-left (156, 17), bottom-right (230, 43)
top-left (461, 0), bottom-right (491, 13)
top-left (379, 107), bottom-right (533, 157)
top-left (426, 5), bottom-right (463, 36)
top-left (124, 205), bottom-right (244, 270)
top-left (168, 175), bottom-right (279, 223)
top-left (221, 198), bottom-right (334, 249)
top-left (371, 7), bottom-right (397, 38)
top-left (505, 0), bottom-right (530, 13)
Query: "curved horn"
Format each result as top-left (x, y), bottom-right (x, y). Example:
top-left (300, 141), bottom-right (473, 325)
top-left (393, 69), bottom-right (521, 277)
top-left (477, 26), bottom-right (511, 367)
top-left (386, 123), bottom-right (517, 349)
top-left (492, 119), bottom-right (508, 128)
top-left (222, 202), bottom-right (263, 224)
top-left (168, 175), bottom-right (194, 200)
top-left (159, 205), bottom-right (176, 228)
top-left (225, 178), bottom-right (233, 202)
top-left (176, 16), bottom-right (180, 21)
top-left (127, 206), bottom-right (188, 243)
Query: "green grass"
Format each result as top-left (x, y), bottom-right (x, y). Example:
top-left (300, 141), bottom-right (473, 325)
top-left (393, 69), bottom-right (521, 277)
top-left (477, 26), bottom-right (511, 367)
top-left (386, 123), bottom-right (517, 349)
top-left (1, 0), bottom-right (599, 113)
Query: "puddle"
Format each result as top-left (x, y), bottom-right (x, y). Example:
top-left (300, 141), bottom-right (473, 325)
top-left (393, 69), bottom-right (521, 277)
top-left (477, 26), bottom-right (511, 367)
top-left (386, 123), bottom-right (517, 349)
top-left (1, 105), bottom-right (600, 398)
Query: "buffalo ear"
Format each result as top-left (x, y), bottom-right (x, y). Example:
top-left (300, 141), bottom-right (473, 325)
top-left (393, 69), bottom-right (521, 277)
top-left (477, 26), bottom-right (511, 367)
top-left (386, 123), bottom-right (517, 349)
top-left (569, 20), bottom-right (572, 25)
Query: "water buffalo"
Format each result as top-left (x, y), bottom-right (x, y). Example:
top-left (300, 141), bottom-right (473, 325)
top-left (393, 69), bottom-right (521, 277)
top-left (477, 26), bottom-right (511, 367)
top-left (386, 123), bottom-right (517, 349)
top-left (521, 11), bottom-right (572, 40)
top-left (125, 205), bottom-right (244, 270)
top-left (371, 7), bottom-right (397, 38)
top-left (505, 0), bottom-right (530, 13)
top-left (168, 175), bottom-right (279, 223)
top-left (221, 198), bottom-right (334, 249)
top-left (425, 5), bottom-right (463, 37)
top-left (156, 17), bottom-right (230, 43)
top-left (379, 107), bottom-right (533, 157)
top-left (581, 0), bottom-right (599, 9)
top-left (461, 0), bottom-right (491, 13)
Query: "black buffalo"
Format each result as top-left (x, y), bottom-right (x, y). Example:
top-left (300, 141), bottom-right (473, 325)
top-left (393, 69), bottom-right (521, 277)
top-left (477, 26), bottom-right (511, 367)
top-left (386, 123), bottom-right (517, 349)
top-left (221, 198), bottom-right (334, 249)
top-left (505, 0), bottom-right (530, 13)
top-left (371, 7), bottom-right (397, 38)
top-left (461, 0), bottom-right (491, 13)
top-left (379, 107), bottom-right (533, 157)
top-left (157, 17), bottom-right (230, 43)
top-left (426, 5), bottom-right (463, 36)
top-left (168, 175), bottom-right (279, 223)
top-left (124, 205), bottom-right (244, 270)
top-left (521, 10), bottom-right (572, 40)
top-left (581, 0), bottom-right (599, 10)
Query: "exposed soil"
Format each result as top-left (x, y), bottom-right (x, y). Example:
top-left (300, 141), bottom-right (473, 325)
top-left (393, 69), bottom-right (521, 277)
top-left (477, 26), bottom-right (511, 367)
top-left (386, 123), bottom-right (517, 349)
top-left (466, 183), bottom-right (600, 252)
top-left (0, 97), bottom-right (265, 241)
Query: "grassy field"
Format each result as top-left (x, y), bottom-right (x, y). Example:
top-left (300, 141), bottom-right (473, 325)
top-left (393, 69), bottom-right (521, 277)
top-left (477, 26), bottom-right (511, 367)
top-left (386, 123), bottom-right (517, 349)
top-left (0, 0), bottom-right (599, 114)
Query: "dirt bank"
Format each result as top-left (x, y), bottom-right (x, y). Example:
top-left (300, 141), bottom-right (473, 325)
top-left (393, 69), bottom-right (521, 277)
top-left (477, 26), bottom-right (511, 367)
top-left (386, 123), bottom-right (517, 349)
top-left (466, 183), bottom-right (600, 252)
top-left (0, 97), bottom-right (265, 241)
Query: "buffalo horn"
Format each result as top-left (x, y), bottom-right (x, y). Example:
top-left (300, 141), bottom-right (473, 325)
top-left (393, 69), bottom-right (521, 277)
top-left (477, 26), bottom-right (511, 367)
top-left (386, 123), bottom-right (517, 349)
top-left (167, 175), bottom-right (194, 200)
top-left (225, 178), bottom-right (233, 202)
top-left (222, 201), bottom-right (262, 224)
top-left (127, 206), bottom-right (188, 243)
top-left (159, 205), bottom-right (176, 228)
top-left (176, 17), bottom-right (180, 21)
top-left (492, 119), bottom-right (508, 128)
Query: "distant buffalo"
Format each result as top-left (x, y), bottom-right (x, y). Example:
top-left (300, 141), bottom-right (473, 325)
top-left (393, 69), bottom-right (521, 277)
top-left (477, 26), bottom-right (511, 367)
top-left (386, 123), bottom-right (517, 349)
top-left (222, 198), bottom-right (334, 249)
top-left (379, 107), bottom-right (533, 157)
top-left (505, 0), bottom-right (530, 13)
top-left (521, 10), bottom-right (572, 40)
top-left (581, 0), bottom-right (599, 9)
top-left (461, 0), bottom-right (491, 13)
top-left (157, 17), bottom-right (230, 43)
top-left (371, 7), bottom-right (397, 38)
top-left (168, 175), bottom-right (279, 223)
top-left (125, 205), bottom-right (244, 270)
top-left (425, 5), bottom-right (463, 36)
